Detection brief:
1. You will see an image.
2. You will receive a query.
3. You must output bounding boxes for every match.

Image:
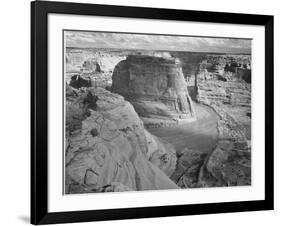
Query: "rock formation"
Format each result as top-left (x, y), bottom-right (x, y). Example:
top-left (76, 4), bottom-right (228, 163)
top-left (69, 74), bottom-right (92, 89)
top-left (65, 86), bottom-right (178, 194)
top-left (194, 78), bottom-right (251, 187)
top-left (197, 80), bottom-right (251, 107)
top-left (82, 59), bottom-right (101, 72)
top-left (66, 48), bottom-right (126, 73)
top-left (198, 139), bottom-right (251, 187)
top-left (170, 52), bottom-right (206, 78)
top-left (171, 148), bottom-right (207, 188)
top-left (111, 55), bottom-right (196, 127)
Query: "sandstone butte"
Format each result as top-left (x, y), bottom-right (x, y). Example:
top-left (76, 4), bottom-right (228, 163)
top-left (111, 55), bottom-right (196, 127)
top-left (65, 85), bottom-right (179, 194)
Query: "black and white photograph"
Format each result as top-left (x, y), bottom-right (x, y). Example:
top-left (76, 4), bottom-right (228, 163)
top-left (0, 0), bottom-right (277, 225)
top-left (64, 31), bottom-right (252, 194)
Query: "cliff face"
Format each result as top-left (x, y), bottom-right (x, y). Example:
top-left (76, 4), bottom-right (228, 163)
top-left (197, 80), bottom-right (251, 107)
top-left (195, 79), bottom-right (251, 187)
top-left (111, 55), bottom-right (196, 127)
top-left (65, 87), bottom-right (178, 194)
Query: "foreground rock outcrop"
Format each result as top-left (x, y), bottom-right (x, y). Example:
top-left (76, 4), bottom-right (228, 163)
top-left (111, 55), bottom-right (196, 127)
top-left (65, 86), bottom-right (178, 194)
top-left (171, 148), bottom-right (207, 188)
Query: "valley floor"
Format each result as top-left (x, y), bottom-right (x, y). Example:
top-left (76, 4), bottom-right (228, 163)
top-left (147, 103), bottom-right (219, 154)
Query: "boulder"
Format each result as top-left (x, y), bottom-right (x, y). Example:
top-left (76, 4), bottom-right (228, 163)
top-left (111, 55), bottom-right (196, 127)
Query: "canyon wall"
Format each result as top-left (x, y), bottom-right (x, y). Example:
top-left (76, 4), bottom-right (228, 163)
top-left (195, 78), bottom-right (251, 187)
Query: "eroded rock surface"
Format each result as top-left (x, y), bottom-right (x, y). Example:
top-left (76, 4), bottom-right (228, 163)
top-left (111, 55), bottom-right (196, 127)
top-left (65, 87), bottom-right (178, 194)
top-left (197, 81), bottom-right (251, 107)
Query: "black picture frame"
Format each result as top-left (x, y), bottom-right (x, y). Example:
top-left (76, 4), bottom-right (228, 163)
top-left (31, 0), bottom-right (274, 224)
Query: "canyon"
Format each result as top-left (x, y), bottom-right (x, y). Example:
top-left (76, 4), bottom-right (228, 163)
top-left (65, 47), bottom-right (251, 192)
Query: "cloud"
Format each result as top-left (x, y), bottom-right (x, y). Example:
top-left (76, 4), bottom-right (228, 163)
top-left (65, 31), bottom-right (251, 54)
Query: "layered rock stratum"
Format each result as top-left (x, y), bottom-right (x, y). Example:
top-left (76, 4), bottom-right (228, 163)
top-left (65, 86), bottom-right (178, 194)
top-left (111, 55), bottom-right (196, 127)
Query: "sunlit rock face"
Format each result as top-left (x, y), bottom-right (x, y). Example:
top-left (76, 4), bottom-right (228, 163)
top-left (111, 55), bottom-right (196, 127)
top-left (65, 87), bottom-right (178, 194)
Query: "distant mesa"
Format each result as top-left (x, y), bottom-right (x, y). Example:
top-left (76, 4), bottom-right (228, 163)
top-left (111, 55), bottom-right (196, 127)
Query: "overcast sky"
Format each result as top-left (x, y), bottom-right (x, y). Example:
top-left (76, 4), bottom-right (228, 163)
top-left (65, 31), bottom-right (251, 54)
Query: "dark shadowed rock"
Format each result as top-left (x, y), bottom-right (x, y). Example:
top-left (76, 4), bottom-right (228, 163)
top-left (66, 83), bottom-right (78, 98)
top-left (171, 148), bottom-right (207, 188)
top-left (69, 74), bottom-right (92, 89)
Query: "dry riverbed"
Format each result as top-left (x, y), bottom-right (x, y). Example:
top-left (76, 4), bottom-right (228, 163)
top-left (147, 103), bottom-right (219, 154)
